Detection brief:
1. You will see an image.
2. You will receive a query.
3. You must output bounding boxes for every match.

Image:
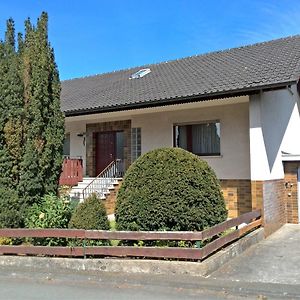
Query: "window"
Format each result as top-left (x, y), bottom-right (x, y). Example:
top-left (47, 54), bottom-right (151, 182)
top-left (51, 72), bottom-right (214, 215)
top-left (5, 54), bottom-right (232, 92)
top-left (63, 133), bottom-right (70, 156)
top-left (131, 127), bottom-right (141, 162)
top-left (174, 122), bottom-right (220, 156)
top-left (116, 131), bottom-right (124, 160)
top-left (129, 68), bottom-right (151, 79)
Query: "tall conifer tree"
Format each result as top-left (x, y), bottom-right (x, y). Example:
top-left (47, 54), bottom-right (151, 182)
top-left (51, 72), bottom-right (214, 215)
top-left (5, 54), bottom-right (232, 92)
top-left (18, 12), bottom-right (65, 203)
top-left (0, 19), bottom-right (23, 188)
top-left (0, 13), bottom-right (64, 207)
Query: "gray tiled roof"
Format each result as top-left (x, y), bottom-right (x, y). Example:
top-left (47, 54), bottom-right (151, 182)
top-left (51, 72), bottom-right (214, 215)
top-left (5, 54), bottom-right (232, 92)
top-left (61, 35), bottom-right (300, 116)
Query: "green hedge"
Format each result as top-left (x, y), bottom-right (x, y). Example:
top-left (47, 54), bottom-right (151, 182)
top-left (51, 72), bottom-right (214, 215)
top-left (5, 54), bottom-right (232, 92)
top-left (116, 148), bottom-right (227, 231)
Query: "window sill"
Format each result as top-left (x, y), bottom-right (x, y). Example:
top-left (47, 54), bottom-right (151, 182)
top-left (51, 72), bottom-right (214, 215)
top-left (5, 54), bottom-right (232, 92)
top-left (198, 155), bottom-right (223, 158)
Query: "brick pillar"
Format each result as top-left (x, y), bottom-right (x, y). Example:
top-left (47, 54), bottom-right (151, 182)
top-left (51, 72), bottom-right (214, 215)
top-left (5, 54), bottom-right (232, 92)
top-left (251, 179), bottom-right (286, 236)
top-left (284, 162), bottom-right (300, 223)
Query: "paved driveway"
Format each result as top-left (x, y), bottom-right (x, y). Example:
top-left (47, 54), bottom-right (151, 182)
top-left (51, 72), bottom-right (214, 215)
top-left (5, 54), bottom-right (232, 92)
top-left (210, 224), bottom-right (300, 285)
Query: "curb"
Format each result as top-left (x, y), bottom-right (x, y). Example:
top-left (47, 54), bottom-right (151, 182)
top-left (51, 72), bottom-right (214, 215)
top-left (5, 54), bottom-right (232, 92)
top-left (0, 228), bottom-right (264, 277)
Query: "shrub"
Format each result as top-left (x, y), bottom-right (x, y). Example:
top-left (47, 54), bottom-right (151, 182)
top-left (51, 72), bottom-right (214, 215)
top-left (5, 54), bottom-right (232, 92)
top-left (0, 237), bottom-right (12, 245)
top-left (69, 194), bottom-right (109, 230)
top-left (25, 194), bottom-right (73, 246)
top-left (116, 147), bottom-right (227, 232)
top-left (0, 188), bottom-right (25, 228)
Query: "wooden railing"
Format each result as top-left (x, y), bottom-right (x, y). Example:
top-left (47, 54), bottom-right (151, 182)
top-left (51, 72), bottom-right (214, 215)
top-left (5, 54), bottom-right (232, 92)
top-left (59, 157), bottom-right (83, 186)
top-left (0, 210), bottom-right (262, 261)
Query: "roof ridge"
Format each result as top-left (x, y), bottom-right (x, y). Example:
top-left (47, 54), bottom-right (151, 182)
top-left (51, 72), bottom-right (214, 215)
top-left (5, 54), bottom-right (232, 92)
top-left (62, 34), bottom-right (300, 82)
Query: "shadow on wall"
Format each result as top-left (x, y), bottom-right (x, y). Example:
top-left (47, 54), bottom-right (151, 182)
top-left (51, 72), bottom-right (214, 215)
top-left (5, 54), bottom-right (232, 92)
top-left (261, 88), bottom-right (296, 172)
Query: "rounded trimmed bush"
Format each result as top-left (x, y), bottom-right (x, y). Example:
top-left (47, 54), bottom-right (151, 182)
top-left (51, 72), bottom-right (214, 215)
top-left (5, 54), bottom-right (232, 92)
top-left (69, 194), bottom-right (110, 230)
top-left (116, 148), bottom-right (227, 231)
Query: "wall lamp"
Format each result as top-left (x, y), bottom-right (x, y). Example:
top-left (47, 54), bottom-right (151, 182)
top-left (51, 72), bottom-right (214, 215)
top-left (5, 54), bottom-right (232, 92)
top-left (77, 132), bottom-right (86, 146)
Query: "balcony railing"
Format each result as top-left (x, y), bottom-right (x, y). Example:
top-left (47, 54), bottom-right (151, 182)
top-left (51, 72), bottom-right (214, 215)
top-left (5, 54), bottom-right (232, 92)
top-left (59, 157), bottom-right (83, 186)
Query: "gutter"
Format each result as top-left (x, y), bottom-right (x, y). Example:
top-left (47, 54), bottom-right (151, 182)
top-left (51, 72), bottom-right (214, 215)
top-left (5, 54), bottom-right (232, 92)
top-left (64, 80), bottom-right (297, 117)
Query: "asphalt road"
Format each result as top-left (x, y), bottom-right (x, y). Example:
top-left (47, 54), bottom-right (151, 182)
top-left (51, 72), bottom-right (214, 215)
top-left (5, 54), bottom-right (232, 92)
top-left (0, 266), bottom-right (299, 300)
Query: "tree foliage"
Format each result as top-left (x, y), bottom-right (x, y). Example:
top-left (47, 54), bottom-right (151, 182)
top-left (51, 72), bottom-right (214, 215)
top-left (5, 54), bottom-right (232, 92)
top-left (116, 148), bottom-right (228, 231)
top-left (0, 188), bottom-right (25, 228)
top-left (0, 12), bottom-right (65, 215)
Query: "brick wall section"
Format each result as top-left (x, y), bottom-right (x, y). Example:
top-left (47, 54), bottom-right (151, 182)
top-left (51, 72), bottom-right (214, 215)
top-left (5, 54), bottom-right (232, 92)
top-left (86, 120), bottom-right (131, 177)
top-left (251, 181), bottom-right (263, 212)
top-left (220, 180), bottom-right (252, 218)
top-left (104, 179), bottom-right (253, 218)
top-left (251, 179), bottom-right (286, 236)
top-left (284, 162), bottom-right (299, 223)
top-left (262, 179), bottom-right (285, 236)
top-left (103, 180), bottom-right (123, 215)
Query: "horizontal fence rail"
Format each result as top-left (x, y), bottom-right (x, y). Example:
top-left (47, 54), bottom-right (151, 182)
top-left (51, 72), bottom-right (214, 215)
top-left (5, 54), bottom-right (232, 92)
top-left (0, 210), bottom-right (262, 261)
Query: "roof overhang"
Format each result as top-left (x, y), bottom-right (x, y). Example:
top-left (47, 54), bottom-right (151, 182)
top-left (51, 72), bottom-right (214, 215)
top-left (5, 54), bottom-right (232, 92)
top-left (63, 81), bottom-right (296, 117)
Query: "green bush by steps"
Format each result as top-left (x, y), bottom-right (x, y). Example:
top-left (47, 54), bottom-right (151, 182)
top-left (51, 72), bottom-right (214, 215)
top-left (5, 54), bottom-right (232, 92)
top-left (69, 194), bottom-right (110, 230)
top-left (116, 147), bottom-right (227, 231)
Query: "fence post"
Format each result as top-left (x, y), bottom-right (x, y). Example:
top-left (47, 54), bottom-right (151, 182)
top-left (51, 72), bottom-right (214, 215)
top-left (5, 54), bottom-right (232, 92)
top-left (83, 239), bottom-right (86, 259)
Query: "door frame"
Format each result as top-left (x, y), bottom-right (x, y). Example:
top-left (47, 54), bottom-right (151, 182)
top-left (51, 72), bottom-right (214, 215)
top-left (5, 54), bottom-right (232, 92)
top-left (95, 131), bottom-right (116, 175)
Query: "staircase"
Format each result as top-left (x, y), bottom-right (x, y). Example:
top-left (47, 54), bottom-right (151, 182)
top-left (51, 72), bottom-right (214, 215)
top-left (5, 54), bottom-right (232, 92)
top-left (69, 159), bottom-right (124, 202)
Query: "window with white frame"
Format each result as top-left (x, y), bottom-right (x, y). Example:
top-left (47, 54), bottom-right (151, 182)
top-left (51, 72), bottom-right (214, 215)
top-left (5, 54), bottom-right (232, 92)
top-left (131, 127), bottom-right (141, 162)
top-left (173, 121), bottom-right (220, 156)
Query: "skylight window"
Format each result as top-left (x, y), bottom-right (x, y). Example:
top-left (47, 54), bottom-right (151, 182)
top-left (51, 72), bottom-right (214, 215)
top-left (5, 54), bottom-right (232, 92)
top-left (130, 68), bottom-right (151, 79)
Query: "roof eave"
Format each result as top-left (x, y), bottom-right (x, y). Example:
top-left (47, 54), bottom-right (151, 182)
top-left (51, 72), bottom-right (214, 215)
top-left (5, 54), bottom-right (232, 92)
top-left (63, 80), bottom-right (297, 117)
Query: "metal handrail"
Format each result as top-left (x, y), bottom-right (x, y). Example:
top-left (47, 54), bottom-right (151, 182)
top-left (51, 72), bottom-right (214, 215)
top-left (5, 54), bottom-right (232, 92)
top-left (82, 159), bottom-right (123, 200)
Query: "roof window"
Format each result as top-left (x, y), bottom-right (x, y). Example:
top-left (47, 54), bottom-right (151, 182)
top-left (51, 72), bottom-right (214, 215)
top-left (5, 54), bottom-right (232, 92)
top-left (130, 68), bottom-right (151, 79)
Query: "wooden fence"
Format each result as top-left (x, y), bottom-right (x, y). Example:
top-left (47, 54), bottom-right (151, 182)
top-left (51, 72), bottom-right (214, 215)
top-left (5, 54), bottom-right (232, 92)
top-left (0, 210), bottom-right (262, 261)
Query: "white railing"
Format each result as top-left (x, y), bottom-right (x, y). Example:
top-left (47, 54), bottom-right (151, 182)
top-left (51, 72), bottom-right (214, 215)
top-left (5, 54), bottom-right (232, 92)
top-left (82, 159), bottom-right (124, 200)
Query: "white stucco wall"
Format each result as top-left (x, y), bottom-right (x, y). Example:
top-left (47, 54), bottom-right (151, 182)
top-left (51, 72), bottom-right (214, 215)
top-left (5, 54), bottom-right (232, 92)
top-left (281, 87), bottom-right (300, 155)
top-left (249, 85), bottom-right (300, 181)
top-left (65, 97), bottom-right (251, 179)
top-left (131, 102), bottom-right (250, 179)
top-left (65, 121), bottom-right (87, 173)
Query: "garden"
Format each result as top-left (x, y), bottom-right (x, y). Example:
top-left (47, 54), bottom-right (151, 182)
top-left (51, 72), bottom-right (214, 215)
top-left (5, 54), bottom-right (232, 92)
top-left (0, 14), bottom-right (261, 260)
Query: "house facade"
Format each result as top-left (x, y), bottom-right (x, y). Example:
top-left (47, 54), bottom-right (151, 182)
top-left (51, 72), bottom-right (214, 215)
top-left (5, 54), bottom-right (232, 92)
top-left (61, 36), bottom-right (300, 234)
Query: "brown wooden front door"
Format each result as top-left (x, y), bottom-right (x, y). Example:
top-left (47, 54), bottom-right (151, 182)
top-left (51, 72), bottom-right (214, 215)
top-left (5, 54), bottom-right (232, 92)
top-left (95, 132), bottom-right (116, 175)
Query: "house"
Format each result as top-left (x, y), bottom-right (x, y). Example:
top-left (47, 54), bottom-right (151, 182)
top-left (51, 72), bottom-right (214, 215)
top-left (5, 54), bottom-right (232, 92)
top-left (61, 35), bottom-right (300, 235)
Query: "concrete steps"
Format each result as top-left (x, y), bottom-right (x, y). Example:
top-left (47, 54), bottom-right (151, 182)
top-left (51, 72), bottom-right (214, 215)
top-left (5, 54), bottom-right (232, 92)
top-left (69, 177), bottom-right (122, 201)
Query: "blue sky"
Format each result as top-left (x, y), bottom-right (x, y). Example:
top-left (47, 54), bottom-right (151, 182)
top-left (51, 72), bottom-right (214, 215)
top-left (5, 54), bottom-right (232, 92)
top-left (1, 0), bottom-right (300, 80)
